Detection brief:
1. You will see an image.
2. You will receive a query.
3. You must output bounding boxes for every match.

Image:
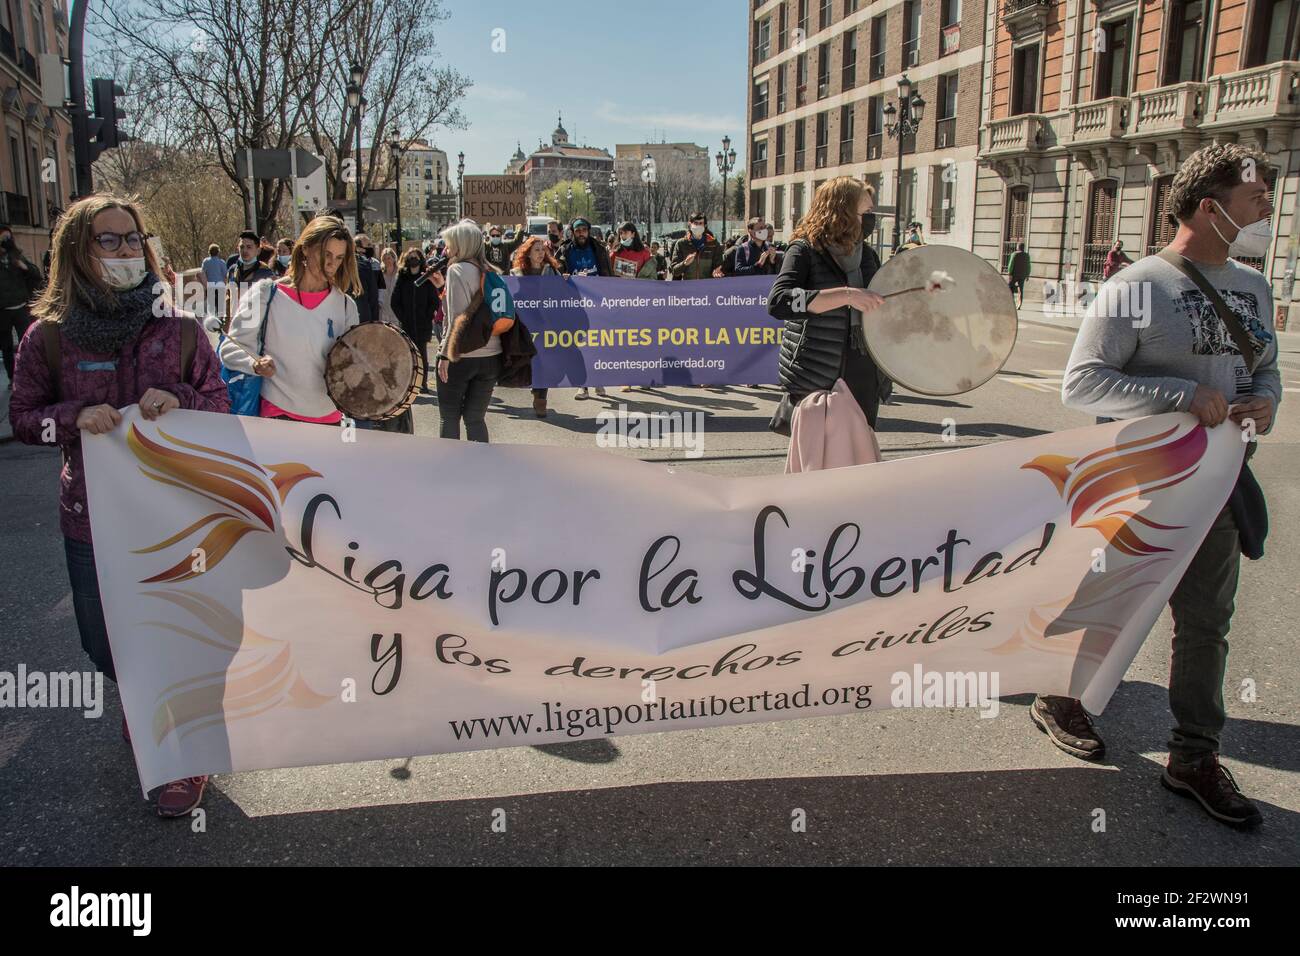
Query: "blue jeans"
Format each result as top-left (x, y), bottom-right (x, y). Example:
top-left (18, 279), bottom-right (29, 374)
top-left (437, 354), bottom-right (501, 442)
top-left (64, 537), bottom-right (116, 683)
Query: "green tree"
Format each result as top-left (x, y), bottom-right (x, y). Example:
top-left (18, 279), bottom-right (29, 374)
top-left (537, 179), bottom-right (597, 224)
top-left (732, 171), bottom-right (746, 219)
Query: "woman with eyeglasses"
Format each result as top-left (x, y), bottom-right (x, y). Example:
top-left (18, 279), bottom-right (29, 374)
top-left (7, 194), bottom-right (229, 819)
top-left (219, 215), bottom-right (361, 424)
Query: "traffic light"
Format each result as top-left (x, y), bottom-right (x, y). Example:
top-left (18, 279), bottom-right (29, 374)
top-left (89, 77), bottom-right (126, 160)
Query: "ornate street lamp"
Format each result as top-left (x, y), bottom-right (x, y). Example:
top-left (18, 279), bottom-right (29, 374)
top-left (457, 151), bottom-right (465, 219)
top-left (715, 134), bottom-right (736, 243)
top-left (882, 74), bottom-right (926, 252)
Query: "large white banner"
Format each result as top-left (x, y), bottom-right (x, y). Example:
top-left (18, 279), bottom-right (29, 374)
top-left (83, 409), bottom-right (1242, 792)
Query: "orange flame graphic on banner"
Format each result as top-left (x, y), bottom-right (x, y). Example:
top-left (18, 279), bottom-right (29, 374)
top-left (127, 424), bottom-right (320, 583)
top-left (1020, 423), bottom-right (1206, 556)
top-left (141, 590), bottom-right (332, 743)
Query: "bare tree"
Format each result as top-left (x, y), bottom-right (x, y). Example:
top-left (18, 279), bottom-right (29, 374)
top-left (303, 0), bottom-right (470, 209)
top-left (93, 0), bottom-right (357, 234)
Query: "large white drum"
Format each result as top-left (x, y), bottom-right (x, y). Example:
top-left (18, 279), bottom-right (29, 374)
top-left (864, 245), bottom-right (1018, 395)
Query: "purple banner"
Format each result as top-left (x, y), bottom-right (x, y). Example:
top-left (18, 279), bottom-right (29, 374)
top-left (506, 275), bottom-right (781, 388)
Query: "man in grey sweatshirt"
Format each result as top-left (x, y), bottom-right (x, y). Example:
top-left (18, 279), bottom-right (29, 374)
top-left (1034, 143), bottom-right (1279, 829)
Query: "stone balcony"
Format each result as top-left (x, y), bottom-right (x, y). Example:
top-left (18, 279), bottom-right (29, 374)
top-left (982, 113), bottom-right (1048, 157)
top-left (1000, 0), bottom-right (1054, 39)
top-left (1129, 82), bottom-right (1206, 136)
top-left (1069, 97), bottom-right (1127, 146)
top-left (1202, 61), bottom-right (1300, 151)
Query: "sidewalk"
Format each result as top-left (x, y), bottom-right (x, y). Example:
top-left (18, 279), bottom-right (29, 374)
top-left (1015, 299), bottom-right (1300, 354)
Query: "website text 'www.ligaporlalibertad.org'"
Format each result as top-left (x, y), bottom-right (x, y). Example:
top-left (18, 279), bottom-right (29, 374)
top-left (448, 681), bottom-right (873, 742)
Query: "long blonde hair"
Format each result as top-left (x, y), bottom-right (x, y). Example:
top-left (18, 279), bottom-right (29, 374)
top-left (791, 176), bottom-right (871, 250)
top-left (285, 215), bottom-right (361, 294)
top-left (33, 194), bottom-right (161, 322)
top-left (441, 219), bottom-right (500, 274)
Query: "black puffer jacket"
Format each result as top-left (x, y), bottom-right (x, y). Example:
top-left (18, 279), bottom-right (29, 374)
top-left (767, 238), bottom-right (886, 398)
top-left (389, 270), bottom-right (438, 344)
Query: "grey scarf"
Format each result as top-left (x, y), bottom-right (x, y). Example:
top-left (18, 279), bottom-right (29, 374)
top-left (826, 240), bottom-right (868, 354)
top-left (59, 274), bottom-right (161, 356)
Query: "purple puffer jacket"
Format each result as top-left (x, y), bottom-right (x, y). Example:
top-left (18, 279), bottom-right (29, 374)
top-left (8, 311), bottom-right (229, 543)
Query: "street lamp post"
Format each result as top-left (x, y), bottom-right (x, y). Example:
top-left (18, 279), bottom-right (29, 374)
top-left (881, 74), bottom-right (926, 254)
top-left (388, 125), bottom-right (404, 251)
top-left (346, 63), bottom-right (365, 234)
top-left (641, 153), bottom-right (656, 246)
top-left (457, 151), bottom-right (465, 219)
top-left (715, 135), bottom-right (736, 243)
top-left (566, 185), bottom-right (573, 223)
top-left (609, 171), bottom-right (619, 226)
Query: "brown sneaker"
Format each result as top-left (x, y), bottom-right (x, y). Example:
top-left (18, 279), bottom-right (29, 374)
top-left (1161, 754), bottom-right (1262, 829)
top-left (532, 396), bottom-right (548, 417)
top-left (155, 776), bottom-right (208, 818)
top-left (1030, 694), bottom-right (1106, 760)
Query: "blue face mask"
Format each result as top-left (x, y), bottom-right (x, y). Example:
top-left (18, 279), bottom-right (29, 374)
top-left (277, 255), bottom-right (291, 267)
top-left (240, 255), bottom-right (257, 266)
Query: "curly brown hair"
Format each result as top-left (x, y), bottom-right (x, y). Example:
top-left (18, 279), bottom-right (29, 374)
top-left (511, 235), bottom-right (561, 274)
top-left (1168, 142), bottom-right (1269, 222)
top-left (791, 176), bottom-right (872, 249)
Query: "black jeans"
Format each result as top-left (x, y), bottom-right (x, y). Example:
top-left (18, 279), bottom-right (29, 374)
top-left (1, 304), bottom-right (32, 384)
top-left (838, 342), bottom-right (881, 429)
top-left (64, 537), bottom-right (116, 683)
top-left (438, 354), bottom-right (501, 441)
top-left (1167, 504), bottom-right (1242, 762)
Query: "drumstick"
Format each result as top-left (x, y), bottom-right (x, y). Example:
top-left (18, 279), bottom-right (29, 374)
top-left (881, 270), bottom-right (955, 298)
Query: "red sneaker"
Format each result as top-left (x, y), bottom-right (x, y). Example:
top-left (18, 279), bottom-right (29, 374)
top-left (155, 776), bottom-right (208, 818)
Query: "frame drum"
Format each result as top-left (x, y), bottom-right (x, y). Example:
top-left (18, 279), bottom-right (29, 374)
top-left (864, 246), bottom-right (1018, 395)
top-left (324, 322), bottom-right (425, 421)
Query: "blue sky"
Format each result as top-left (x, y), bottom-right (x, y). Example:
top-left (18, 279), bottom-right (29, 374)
top-left (432, 1), bottom-right (749, 177)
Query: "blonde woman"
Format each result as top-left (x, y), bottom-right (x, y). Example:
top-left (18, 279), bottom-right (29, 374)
top-left (219, 215), bottom-right (360, 423)
top-left (378, 247), bottom-right (401, 325)
top-left (768, 176), bottom-right (887, 426)
top-left (435, 220), bottom-right (502, 441)
top-left (8, 193), bottom-right (228, 818)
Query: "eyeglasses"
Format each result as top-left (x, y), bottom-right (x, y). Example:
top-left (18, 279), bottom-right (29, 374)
top-left (93, 231), bottom-right (144, 252)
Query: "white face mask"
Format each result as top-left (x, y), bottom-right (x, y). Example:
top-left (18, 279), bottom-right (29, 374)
top-left (98, 256), bottom-right (147, 291)
top-left (491, 236), bottom-right (501, 246)
top-left (754, 229), bottom-right (769, 242)
top-left (690, 224), bottom-right (705, 238)
top-left (620, 236), bottom-right (633, 247)
top-left (1211, 201), bottom-right (1271, 257)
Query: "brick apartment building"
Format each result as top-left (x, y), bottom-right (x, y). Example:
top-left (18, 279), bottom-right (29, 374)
top-left (976, 0), bottom-right (1300, 326)
top-left (1, 0), bottom-right (74, 263)
top-left (746, 0), bottom-right (986, 253)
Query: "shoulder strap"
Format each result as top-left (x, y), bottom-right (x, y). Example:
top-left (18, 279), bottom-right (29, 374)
top-left (257, 281), bottom-right (278, 355)
top-left (180, 315), bottom-right (196, 381)
top-left (41, 321), bottom-right (61, 401)
top-left (1157, 248), bottom-right (1259, 373)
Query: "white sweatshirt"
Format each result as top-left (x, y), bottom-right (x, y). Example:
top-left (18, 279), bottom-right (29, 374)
top-left (219, 278), bottom-right (359, 418)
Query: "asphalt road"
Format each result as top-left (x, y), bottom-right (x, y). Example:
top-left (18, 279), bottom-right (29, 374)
top-left (1, 318), bottom-right (1297, 865)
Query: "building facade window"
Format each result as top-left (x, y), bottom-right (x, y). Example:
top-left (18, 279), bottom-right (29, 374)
top-left (870, 15), bottom-right (886, 80)
top-left (778, 1), bottom-right (788, 51)
top-left (1011, 43), bottom-right (1040, 115)
top-left (842, 28), bottom-right (857, 91)
top-left (903, 1), bottom-right (921, 68)
top-left (751, 137), bottom-right (768, 179)
top-left (1095, 17), bottom-right (1132, 99)
top-left (754, 15), bottom-right (771, 62)
top-left (792, 181), bottom-right (805, 226)
top-left (1246, 0), bottom-right (1300, 66)
top-left (751, 187), bottom-right (767, 220)
top-left (1164, 1), bottom-right (1205, 84)
top-left (1083, 178), bottom-right (1119, 280)
top-left (774, 124), bottom-right (786, 174)
top-left (839, 103), bottom-right (854, 164)
top-left (819, 0), bottom-right (832, 31)
top-left (935, 72), bottom-right (958, 147)
top-left (777, 62), bottom-right (787, 113)
top-left (794, 117), bottom-right (806, 171)
top-left (772, 183), bottom-right (785, 229)
top-left (1149, 174), bottom-right (1176, 255)
top-left (753, 78), bottom-right (769, 122)
top-left (796, 52), bottom-right (808, 107)
top-left (940, 0), bottom-right (961, 56)
top-left (817, 41), bottom-right (830, 99)
top-left (867, 95), bottom-right (883, 159)
top-left (1003, 185), bottom-right (1029, 267)
top-left (815, 111), bottom-right (828, 168)
top-left (931, 165), bottom-right (955, 233)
